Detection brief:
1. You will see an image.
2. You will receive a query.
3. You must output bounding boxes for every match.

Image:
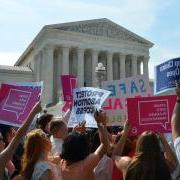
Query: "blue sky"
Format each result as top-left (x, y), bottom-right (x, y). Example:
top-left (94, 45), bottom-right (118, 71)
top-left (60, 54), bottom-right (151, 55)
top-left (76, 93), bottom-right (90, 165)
top-left (0, 0), bottom-right (180, 79)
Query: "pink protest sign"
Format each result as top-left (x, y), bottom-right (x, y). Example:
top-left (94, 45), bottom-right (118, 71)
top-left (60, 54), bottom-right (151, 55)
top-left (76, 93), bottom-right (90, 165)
top-left (0, 84), bottom-right (41, 127)
top-left (127, 95), bottom-right (177, 136)
top-left (61, 75), bottom-right (77, 102)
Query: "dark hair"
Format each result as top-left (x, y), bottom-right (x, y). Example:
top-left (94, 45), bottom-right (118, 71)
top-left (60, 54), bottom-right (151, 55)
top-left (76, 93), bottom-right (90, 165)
top-left (37, 114), bottom-right (53, 133)
top-left (0, 124), bottom-right (13, 146)
top-left (125, 131), bottom-right (171, 180)
top-left (49, 120), bottom-right (66, 134)
top-left (61, 132), bottom-right (90, 163)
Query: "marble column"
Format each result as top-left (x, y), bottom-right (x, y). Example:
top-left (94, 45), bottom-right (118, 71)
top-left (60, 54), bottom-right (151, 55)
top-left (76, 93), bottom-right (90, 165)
top-left (57, 49), bottom-right (63, 101)
top-left (107, 52), bottom-right (113, 81)
top-left (62, 46), bottom-right (69, 74)
top-left (119, 54), bottom-right (126, 78)
top-left (42, 45), bottom-right (54, 105)
top-left (143, 56), bottom-right (149, 78)
top-left (131, 55), bottom-right (137, 76)
top-left (92, 50), bottom-right (99, 86)
top-left (33, 52), bottom-right (40, 81)
top-left (77, 48), bottom-right (85, 87)
top-left (137, 60), bottom-right (141, 75)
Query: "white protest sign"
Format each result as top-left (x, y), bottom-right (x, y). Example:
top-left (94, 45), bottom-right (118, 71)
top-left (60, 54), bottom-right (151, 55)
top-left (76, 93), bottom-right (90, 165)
top-left (68, 87), bottom-right (111, 128)
top-left (102, 75), bottom-right (152, 126)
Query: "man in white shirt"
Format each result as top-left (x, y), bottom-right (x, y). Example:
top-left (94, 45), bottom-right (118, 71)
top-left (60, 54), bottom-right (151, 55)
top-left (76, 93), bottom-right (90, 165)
top-left (50, 120), bottom-right (68, 156)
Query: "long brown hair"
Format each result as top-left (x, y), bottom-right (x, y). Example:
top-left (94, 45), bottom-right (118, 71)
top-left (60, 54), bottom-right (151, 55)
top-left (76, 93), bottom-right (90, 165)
top-left (21, 129), bottom-right (51, 180)
top-left (125, 131), bottom-right (171, 180)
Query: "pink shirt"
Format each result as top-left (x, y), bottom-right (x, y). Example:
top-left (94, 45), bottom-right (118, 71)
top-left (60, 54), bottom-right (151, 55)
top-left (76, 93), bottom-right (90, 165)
top-left (60, 153), bottom-right (100, 180)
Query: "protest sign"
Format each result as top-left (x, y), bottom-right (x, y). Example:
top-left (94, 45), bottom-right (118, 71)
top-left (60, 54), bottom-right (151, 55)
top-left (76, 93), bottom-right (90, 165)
top-left (101, 75), bottom-right (152, 126)
top-left (155, 57), bottom-right (180, 94)
top-left (127, 95), bottom-right (177, 136)
top-left (68, 87), bottom-right (111, 128)
top-left (61, 75), bottom-right (77, 102)
top-left (3, 81), bottom-right (43, 101)
top-left (0, 83), bottom-right (41, 127)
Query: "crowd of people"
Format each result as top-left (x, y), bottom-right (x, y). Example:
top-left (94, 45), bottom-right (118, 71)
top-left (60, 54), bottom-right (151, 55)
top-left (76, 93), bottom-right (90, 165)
top-left (1, 83), bottom-right (180, 180)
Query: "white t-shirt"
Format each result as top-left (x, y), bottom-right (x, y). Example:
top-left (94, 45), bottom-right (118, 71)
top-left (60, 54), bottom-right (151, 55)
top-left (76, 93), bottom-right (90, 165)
top-left (174, 137), bottom-right (180, 164)
top-left (50, 136), bottom-right (63, 156)
top-left (167, 136), bottom-right (180, 180)
top-left (32, 160), bottom-right (61, 180)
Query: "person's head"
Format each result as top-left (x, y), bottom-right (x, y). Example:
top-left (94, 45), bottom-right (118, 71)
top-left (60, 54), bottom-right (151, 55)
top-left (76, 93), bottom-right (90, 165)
top-left (0, 132), bottom-right (5, 152)
top-left (49, 120), bottom-right (68, 139)
top-left (61, 132), bottom-right (90, 163)
top-left (0, 124), bottom-right (16, 146)
top-left (125, 131), bottom-right (171, 180)
top-left (21, 129), bottom-right (51, 179)
top-left (37, 113), bottom-right (53, 134)
top-left (136, 131), bottom-right (161, 158)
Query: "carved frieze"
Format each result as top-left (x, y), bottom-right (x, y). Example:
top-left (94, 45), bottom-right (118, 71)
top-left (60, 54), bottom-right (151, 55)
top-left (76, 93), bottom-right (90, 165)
top-left (54, 21), bottom-right (145, 44)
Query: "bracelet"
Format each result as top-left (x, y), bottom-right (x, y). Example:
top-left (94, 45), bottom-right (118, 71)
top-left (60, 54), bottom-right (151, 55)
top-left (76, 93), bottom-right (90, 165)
top-left (177, 99), bottom-right (180, 103)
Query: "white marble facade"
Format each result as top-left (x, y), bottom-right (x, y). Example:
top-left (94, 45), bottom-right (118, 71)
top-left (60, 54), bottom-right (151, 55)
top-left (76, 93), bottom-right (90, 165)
top-left (13, 18), bottom-right (153, 105)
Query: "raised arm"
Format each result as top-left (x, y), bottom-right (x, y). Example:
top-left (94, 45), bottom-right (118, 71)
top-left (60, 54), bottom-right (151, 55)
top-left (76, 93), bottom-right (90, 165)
top-left (0, 102), bottom-right (41, 178)
top-left (171, 82), bottom-right (180, 164)
top-left (171, 83), bottom-right (180, 140)
top-left (94, 111), bottom-right (109, 159)
top-left (158, 133), bottom-right (178, 172)
top-left (112, 120), bottom-right (131, 157)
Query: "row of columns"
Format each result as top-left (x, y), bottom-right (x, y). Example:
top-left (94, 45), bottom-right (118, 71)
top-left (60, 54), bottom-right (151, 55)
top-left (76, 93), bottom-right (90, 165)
top-left (60, 46), bottom-right (149, 85)
top-left (34, 45), bottom-right (149, 104)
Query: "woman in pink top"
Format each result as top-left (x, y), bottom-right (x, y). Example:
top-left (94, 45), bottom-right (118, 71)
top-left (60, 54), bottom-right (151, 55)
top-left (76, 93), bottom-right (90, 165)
top-left (60, 111), bottom-right (109, 180)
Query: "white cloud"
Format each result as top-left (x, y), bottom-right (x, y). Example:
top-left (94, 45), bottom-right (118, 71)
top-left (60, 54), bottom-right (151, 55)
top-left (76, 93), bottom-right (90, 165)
top-left (0, 52), bottom-right (21, 66)
top-left (0, 0), bottom-right (162, 33)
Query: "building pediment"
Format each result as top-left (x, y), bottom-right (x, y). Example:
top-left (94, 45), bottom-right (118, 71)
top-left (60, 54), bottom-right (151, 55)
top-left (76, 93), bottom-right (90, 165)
top-left (48, 18), bottom-right (153, 46)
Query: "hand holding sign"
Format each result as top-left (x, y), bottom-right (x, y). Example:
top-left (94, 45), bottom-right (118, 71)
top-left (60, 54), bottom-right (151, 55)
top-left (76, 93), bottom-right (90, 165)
top-left (94, 111), bottom-right (107, 126)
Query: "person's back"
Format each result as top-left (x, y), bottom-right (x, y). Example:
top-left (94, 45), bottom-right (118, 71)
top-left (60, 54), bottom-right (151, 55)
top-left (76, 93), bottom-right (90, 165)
top-left (60, 153), bottom-right (99, 180)
top-left (32, 160), bottom-right (60, 180)
top-left (60, 111), bottom-right (108, 180)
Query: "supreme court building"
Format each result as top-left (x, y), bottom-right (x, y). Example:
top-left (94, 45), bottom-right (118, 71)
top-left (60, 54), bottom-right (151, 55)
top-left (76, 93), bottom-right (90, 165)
top-left (0, 18), bottom-right (153, 106)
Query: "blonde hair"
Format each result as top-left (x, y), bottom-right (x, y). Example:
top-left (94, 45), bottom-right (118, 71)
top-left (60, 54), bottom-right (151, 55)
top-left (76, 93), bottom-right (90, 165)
top-left (21, 129), bottom-right (51, 180)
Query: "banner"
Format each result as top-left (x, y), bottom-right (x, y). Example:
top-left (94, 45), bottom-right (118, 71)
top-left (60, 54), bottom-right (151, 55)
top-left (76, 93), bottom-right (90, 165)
top-left (61, 75), bottom-right (77, 102)
top-left (102, 75), bottom-right (152, 126)
top-left (68, 87), bottom-right (111, 128)
top-left (127, 95), bottom-right (177, 136)
top-left (155, 57), bottom-right (180, 94)
top-left (0, 83), bottom-right (41, 127)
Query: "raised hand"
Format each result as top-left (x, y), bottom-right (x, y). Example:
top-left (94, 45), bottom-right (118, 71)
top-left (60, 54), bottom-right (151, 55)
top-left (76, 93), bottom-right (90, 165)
top-left (94, 110), bottom-right (107, 126)
top-left (73, 121), bottom-right (86, 134)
